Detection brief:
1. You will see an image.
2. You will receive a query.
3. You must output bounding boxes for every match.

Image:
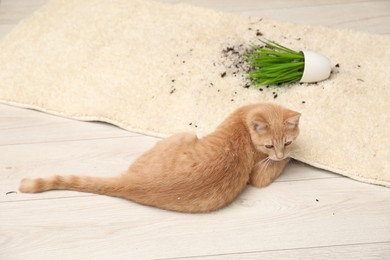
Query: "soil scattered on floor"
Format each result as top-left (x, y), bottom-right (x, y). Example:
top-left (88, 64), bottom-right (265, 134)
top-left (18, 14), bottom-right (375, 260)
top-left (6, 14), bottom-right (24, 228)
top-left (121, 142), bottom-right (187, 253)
top-left (219, 44), bottom-right (252, 87)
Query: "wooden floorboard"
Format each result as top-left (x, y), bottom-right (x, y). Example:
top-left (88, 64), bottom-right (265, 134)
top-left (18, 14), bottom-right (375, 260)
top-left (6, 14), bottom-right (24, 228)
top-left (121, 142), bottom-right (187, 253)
top-left (168, 242), bottom-right (390, 260)
top-left (0, 0), bottom-right (389, 259)
top-left (0, 104), bottom-right (137, 145)
top-left (159, 0), bottom-right (390, 34)
top-left (1, 177), bottom-right (389, 259)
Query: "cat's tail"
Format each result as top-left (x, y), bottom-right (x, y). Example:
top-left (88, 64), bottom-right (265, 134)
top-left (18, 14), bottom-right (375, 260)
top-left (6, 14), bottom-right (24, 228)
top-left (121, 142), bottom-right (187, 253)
top-left (19, 175), bottom-right (126, 196)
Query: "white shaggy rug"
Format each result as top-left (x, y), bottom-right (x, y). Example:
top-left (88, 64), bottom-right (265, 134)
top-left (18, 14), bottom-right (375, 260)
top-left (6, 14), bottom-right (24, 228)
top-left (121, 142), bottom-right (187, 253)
top-left (0, 0), bottom-right (389, 187)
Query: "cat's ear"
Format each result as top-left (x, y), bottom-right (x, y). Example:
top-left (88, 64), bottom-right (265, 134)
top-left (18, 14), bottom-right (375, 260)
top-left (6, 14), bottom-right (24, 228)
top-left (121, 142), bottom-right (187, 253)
top-left (252, 116), bottom-right (268, 132)
top-left (286, 113), bottom-right (301, 128)
top-left (253, 121), bottom-right (267, 131)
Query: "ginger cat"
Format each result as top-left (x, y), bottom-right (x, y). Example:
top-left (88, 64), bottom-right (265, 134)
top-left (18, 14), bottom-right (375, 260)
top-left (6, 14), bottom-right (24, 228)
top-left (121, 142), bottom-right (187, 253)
top-left (19, 103), bottom-right (300, 213)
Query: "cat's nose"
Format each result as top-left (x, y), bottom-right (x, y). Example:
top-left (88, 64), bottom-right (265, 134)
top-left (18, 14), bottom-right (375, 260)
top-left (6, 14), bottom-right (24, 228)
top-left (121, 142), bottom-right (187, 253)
top-left (275, 151), bottom-right (284, 160)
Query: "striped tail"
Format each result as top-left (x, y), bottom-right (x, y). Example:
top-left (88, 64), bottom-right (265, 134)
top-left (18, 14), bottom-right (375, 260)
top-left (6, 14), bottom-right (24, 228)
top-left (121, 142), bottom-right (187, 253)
top-left (19, 175), bottom-right (125, 196)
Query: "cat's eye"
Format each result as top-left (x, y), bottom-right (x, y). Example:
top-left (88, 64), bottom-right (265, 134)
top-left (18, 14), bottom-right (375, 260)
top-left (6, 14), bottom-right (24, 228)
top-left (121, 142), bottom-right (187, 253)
top-left (285, 141), bottom-right (292, 146)
top-left (265, 145), bottom-right (274, 149)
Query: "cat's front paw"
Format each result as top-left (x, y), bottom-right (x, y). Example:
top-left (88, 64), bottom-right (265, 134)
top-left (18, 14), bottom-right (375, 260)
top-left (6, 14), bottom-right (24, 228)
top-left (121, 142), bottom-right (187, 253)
top-left (19, 178), bottom-right (38, 193)
top-left (249, 175), bottom-right (272, 188)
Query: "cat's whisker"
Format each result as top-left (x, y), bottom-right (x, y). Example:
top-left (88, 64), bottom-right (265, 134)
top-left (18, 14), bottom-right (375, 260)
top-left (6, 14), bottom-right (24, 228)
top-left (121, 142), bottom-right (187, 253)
top-left (259, 157), bottom-right (270, 164)
top-left (258, 157), bottom-right (271, 173)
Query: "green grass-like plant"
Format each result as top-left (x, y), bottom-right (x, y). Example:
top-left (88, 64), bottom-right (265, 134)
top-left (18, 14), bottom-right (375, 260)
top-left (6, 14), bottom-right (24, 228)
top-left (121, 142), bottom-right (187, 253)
top-left (246, 40), bottom-right (304, 86)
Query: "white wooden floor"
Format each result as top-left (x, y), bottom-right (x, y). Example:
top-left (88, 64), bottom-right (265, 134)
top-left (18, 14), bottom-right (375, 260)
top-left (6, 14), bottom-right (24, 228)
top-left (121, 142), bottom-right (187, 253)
top-left (1, 0), bottom-right (389, 259)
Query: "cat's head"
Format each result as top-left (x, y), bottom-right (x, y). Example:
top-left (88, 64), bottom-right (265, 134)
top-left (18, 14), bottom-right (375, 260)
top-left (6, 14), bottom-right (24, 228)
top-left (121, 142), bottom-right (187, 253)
top-left (245, 104), bottom-right (301, 161)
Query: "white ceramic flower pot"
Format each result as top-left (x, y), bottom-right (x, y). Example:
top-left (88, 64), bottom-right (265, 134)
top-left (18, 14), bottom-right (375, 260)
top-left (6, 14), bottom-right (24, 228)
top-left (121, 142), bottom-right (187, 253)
top-left (300, 51), bottom-right (331, 83)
